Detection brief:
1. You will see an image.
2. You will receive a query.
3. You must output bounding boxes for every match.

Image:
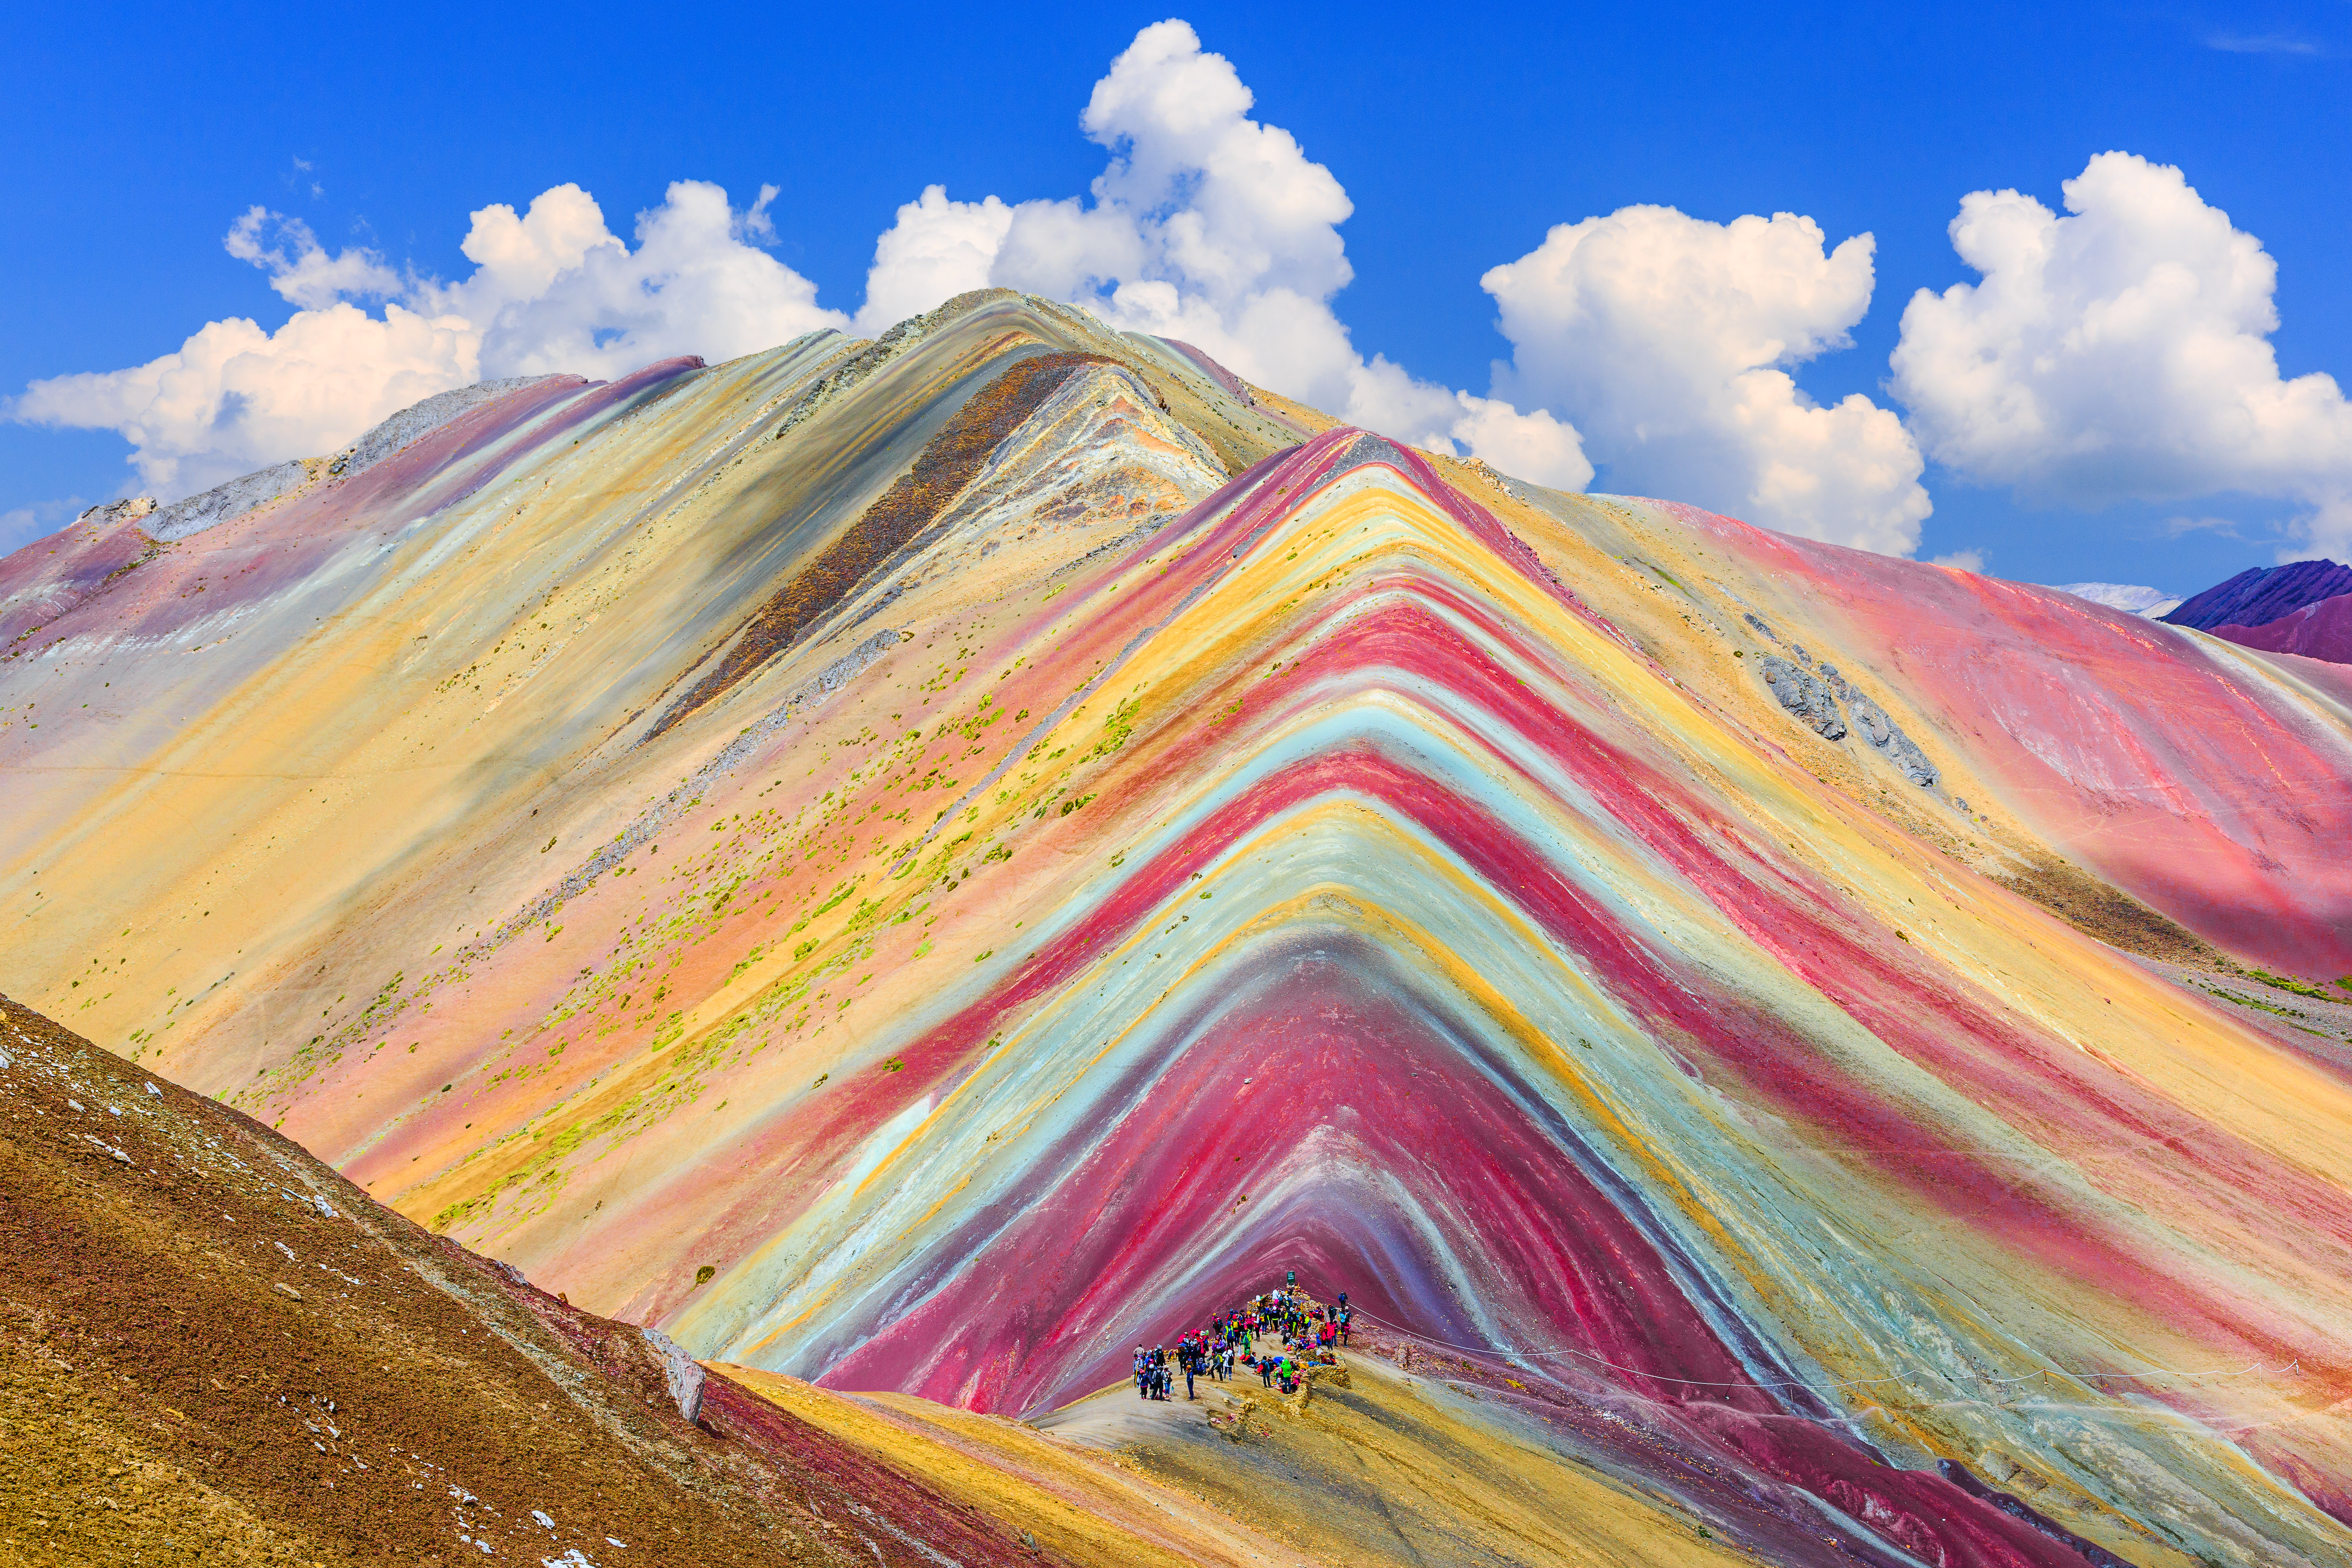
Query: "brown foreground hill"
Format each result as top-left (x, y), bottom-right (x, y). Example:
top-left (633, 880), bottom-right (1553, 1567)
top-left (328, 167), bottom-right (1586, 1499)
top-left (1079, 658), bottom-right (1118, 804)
top-left (0, 991), bottom-right (1048, 1568)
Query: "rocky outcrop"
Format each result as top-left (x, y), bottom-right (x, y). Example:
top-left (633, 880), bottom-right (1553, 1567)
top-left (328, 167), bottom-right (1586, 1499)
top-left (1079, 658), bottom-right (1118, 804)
top-left (335, 376), bottom-right (568, 481)
top-left (1755, 651), bottom-right (1938, 788)
top-left (146, 458), bottom-right (321, 540)
top-left (645, 1327), bottom-right (708, 1423)
top-left (1820, 663), bottom-right (1940, 787)
top-left (74, 496), bottom-right (158, 529)
top-left (1758, 653), bottom-right (1846, 739)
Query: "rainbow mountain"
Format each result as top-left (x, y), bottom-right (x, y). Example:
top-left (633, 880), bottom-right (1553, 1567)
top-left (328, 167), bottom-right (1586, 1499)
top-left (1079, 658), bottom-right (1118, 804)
top-left (7, 291), bottom-right (2352, 1567)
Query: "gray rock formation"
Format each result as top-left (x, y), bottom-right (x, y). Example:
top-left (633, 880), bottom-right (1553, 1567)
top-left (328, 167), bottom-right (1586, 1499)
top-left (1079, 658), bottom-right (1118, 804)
top-left (1759, 655), bottom-right (1940, 786)
top-left (1819, 663), bottom-right (1939, 788)
top-left (1760, 655), bottom-right (1846, 740)
top-left (642, 1327), bottom-right (706, 1422)
top-left (147, 460), bottom-right (316, 541)
top-left (72, 497), bottom-right (158, 530)
top-left (333, 376), bottom-right (563, 482)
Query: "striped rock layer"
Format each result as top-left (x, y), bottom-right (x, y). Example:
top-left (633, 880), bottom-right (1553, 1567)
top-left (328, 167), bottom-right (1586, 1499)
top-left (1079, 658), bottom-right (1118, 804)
top-left (7, 292), bottom-right (2352, 1566)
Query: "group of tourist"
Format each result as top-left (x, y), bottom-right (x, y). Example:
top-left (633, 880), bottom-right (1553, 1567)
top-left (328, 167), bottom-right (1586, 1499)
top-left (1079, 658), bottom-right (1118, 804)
top-left (1132, 1279), bottom-right (1355, 1401)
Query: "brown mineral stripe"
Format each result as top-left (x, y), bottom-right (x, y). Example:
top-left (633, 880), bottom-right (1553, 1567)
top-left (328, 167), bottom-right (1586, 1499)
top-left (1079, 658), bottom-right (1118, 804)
top-left (647, 349), bottom-right (1113, 741)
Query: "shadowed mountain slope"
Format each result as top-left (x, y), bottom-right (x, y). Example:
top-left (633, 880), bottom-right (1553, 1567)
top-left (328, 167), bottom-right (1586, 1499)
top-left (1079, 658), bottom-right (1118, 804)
top-left (7, 291), bottom-right (2352, 1566)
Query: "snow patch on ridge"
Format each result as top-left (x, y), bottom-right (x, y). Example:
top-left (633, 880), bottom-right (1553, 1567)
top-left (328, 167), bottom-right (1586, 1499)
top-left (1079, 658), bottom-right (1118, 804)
top-left (2049, 581), bottom-right (2184, 618)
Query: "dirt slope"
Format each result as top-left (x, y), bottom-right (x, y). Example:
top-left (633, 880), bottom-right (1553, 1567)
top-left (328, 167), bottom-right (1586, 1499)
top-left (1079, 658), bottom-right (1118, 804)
top-left (0, 992), bottom-right (1043, 1568)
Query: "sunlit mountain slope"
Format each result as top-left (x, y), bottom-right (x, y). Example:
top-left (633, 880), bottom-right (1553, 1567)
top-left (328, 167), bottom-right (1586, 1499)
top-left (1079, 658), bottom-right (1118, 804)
top-left (7, 291), bottom-right (2352, 1566)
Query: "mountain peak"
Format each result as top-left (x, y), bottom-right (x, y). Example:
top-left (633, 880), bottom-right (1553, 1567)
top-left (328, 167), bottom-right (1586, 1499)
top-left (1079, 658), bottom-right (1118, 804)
top-left (8, 316), bottom-right (2352, 1568)
top-left (2162, 557), bottom-right (2352, 631)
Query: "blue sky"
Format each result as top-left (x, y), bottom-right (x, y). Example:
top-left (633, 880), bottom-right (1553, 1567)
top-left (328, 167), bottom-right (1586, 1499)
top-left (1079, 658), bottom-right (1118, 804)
top-left (5, 0), bottom-right (2348, 594)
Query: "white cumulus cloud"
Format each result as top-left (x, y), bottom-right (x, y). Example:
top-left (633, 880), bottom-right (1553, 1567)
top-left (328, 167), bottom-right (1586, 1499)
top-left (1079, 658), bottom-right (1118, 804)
top-left (1480, 205), bottom-right (1930, 555)
top-left (225, 208), bottom-right (404, 309)
top-left (31, 36), bottom-right (2352, 574)
top-left (855, 19), bottom-right (1594, 491)
top-left (12, 183), bottom-right (846, 502)
top-left (14, 301), bottom-right (481, 501)
top-left (429, 182), bottom-right (847, 383)
top-left (853, 186), bottom-right (1014, 336)
top-left (1890, 151), bottom-right (2352, 558)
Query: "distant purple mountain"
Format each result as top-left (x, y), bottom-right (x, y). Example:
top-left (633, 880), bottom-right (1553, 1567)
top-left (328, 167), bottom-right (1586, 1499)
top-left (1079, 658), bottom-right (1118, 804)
top-left (2211, 592), bottom-right (2352, 666)
top-left (2162, 559), bottom-right (2352, 631)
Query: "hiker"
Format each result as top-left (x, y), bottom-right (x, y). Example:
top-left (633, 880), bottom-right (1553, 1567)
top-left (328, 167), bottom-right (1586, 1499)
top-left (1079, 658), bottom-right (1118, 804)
top-left (1120, 1281), bottom-right (1363, 1413)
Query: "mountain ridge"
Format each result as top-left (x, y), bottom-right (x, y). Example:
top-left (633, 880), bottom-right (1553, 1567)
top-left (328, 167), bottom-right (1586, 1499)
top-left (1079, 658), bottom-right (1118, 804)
top-left (7, 290), bottom-right (2352, 1566)
top-left (2162, 556), bottom-right (2352, 632)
